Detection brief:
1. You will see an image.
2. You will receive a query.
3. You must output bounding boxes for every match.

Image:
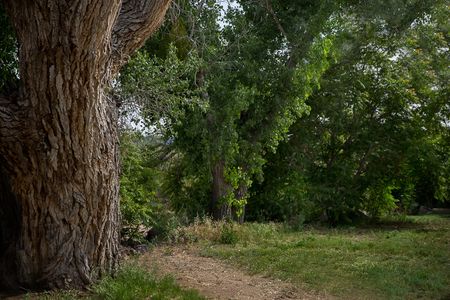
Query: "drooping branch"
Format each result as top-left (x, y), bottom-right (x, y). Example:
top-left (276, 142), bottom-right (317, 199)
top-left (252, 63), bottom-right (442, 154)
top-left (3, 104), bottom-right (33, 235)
top-left (112, 0), bottom-right (172, 73)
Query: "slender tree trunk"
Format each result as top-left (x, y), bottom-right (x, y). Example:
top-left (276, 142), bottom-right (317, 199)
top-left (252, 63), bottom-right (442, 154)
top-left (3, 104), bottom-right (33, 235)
top-left (0, 0), bottom-right (170, 290)
top-left (210, 160), bottom-right (248, 222)
top-left (211, 160), bottom-right (232, 220)
top-left (232, 184), bottom-right (247, 224)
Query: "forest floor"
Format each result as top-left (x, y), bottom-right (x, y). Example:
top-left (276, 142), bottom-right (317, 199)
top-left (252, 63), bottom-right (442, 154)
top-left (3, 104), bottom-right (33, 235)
top-left (2, 212), bottom-right (449, 299)
top-left (139, 245), bottom-right (330, 300)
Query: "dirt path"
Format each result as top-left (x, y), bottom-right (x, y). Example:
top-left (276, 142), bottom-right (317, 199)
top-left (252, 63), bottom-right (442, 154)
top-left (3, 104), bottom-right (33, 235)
top-left (140, 246), bottom-right (330, 300)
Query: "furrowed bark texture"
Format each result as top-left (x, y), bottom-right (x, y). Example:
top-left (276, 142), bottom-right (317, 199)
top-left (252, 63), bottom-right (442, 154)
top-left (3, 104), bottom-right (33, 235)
top-left (0, 0), bottom-right (170, 290)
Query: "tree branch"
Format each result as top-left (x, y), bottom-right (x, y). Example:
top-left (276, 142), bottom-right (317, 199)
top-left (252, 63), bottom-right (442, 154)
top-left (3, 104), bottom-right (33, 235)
top-left (111, 0), bottom-right (172, 73)
top-left (264, 0), bottom-right (289, 44)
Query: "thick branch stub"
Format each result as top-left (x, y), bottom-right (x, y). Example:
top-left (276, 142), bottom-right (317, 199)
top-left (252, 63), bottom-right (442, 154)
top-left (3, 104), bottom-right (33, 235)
top-left (112, 0), bottom-right (171, 72)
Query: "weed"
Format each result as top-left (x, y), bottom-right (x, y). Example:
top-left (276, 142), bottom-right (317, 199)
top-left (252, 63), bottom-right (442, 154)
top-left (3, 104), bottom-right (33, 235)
top-left (219, 223), bottom-right (238, 245)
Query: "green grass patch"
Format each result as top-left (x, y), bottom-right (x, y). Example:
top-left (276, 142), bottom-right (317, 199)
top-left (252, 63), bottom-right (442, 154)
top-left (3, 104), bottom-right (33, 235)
top-left (92, 264), bottom-right (204, 300)
top-left (199, 214), bottom-right (450, 300)
top-left (34, 264), bottom-right (204, 300)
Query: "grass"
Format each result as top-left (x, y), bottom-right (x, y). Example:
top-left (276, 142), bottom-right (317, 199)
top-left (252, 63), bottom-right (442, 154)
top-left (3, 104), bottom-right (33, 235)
top-left (196, 214), bottom-right (450, 300)
top-left (33, 263), bottom-right (205, 300)
top-left (20, 214), bottom-right (450, 299)
top-left (91, 264), bottom-right (204, 300)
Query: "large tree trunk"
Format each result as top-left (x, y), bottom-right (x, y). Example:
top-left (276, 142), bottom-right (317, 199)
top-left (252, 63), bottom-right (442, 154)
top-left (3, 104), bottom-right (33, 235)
top-left (0, 0), bottom-right (170, 290)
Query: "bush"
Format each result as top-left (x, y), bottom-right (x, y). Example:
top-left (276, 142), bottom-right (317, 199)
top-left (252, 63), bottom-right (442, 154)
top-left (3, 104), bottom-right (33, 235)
top-left (219, 223), bottom-right (239, 245)
top-left (120, 131), bottom-right (165, 244)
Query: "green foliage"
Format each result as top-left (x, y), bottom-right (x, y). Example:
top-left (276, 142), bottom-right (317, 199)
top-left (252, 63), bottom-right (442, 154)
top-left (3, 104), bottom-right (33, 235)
top-left (219, 222), bottom-right (239, 245)
top-left (0, 3), bottom-right (18, 92)
top-left (137, 0), bottom-right (340, 219)
top-left (119, 131), bottom-right (161, 243)
top-left (118, 0), bottom-right (448, 225)
top-left (150, 209), bottom-right (186, 242)
top-left (250, 0), bottom-right (449, 224)
top-left (363, 184), bottom-right (399, 218)
top-left (117, 40), bottom-right (210, 228)
top-left (119, 45), bottom-right (205, 137)
top-left (247, 171), bottom-right (319, 224)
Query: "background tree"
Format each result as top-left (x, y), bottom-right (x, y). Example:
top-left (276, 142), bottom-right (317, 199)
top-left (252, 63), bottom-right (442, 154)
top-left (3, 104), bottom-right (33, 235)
top-left (131, 0), bottom-right (338, 221)
top-left (0, 0), bottom-right (171, 290)
top-left (117, 44), bottom-right (204, 241)
top-left (119, 0), bottom-right (444, 224)
top-left (249, 0), bottom-right (449, 224)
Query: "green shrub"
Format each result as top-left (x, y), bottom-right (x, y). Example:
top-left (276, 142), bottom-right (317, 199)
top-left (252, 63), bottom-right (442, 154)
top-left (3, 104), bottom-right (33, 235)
top-left (219, 223), bottom-right (239, 245)
top-left (120, 131), bottom-right (160, 244)
top-left (149, 210), bottom-right (187, 242)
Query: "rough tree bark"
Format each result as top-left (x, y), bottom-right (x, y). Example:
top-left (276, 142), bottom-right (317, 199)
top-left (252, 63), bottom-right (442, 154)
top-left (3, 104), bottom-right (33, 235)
top-left (0, 0), bottom-right (171, 290)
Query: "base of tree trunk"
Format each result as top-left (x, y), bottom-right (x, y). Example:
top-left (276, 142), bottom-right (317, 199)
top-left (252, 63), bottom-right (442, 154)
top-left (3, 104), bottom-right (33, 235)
top-left (0, 159), bottom-right (20, 290)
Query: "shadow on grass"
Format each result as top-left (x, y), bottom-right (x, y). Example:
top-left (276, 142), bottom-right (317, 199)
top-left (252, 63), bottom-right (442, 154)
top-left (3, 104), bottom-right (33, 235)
top-left (434, 213), bottom-right (450, 219)
top-left (303, 212), bottom-right (450, 234)
top-left (355, 212), bottom-right (450, 233)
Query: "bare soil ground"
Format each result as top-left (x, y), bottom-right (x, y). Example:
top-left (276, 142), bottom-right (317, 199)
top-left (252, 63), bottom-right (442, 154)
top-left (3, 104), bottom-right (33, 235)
top-left (140, 245), bottom-right (330, 300)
